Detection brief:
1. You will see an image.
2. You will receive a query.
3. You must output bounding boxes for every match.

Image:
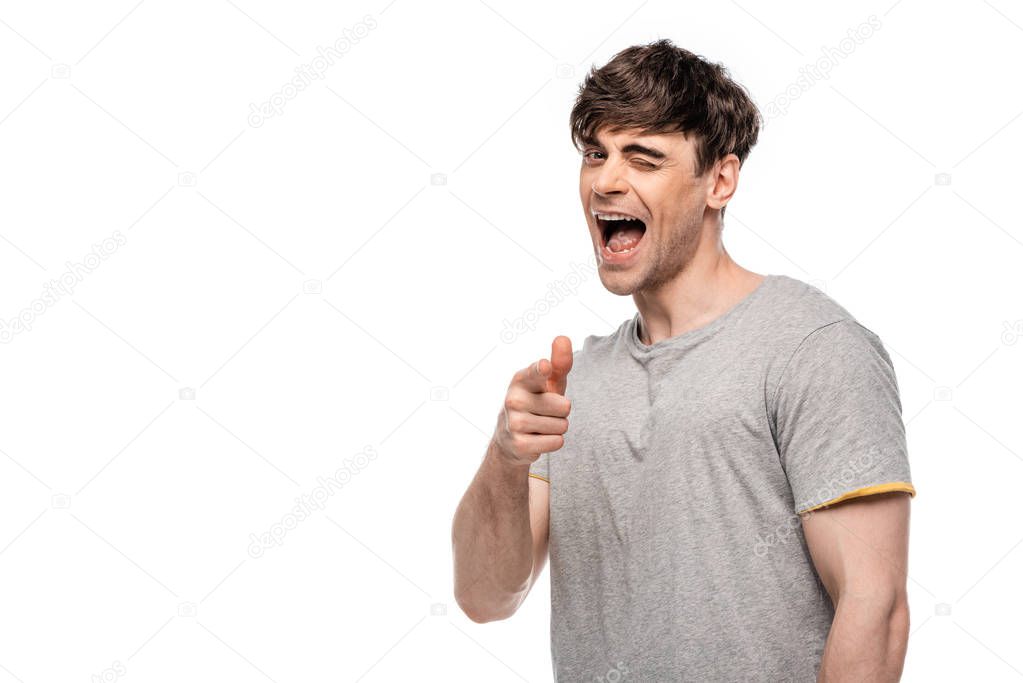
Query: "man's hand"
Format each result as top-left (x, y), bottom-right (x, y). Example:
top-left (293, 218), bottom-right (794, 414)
top-left (493, 336), bottom-right (573, 468)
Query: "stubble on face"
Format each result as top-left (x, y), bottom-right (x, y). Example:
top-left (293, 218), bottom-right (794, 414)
top-left (632, 200), bottom-right (704, 293)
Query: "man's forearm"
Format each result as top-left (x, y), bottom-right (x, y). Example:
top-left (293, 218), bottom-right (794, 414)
top-left (452, 439), bottom-right (534, 622)
top-left (817, 594), bottom-right (910, 682)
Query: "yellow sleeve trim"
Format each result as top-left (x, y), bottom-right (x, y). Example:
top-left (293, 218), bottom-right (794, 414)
top-left (528, 472), bottom-right (549, 484)
top-left (800, 481), bottom-right (916, 513)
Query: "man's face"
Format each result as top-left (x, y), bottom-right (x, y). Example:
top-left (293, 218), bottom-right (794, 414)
top-left (579, 127), bottom-right (710, 296)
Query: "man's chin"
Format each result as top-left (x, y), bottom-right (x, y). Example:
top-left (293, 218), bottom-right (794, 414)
top-left (597, 269), bottom-right (642, 297)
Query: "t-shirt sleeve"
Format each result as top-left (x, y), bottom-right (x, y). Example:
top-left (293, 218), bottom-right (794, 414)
top-left (528, 451), bottom-right (550, 483)
top-left (772, 318), bottom-right (916, 515)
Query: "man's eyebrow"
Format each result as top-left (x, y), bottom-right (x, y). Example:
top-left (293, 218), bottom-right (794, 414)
top-left (581, 137), bottom-right (668, 160)
top-left (621, 143), bottom-right (667, 159)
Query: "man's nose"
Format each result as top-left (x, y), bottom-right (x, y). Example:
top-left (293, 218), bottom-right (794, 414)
top-left (592, 165), bottom-right (628, 196)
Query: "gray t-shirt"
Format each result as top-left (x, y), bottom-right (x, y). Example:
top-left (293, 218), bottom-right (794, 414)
top-left (528, 273), bottom-right (916, 681)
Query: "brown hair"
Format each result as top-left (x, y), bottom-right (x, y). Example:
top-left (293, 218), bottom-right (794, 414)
top-left (570, 39), bottom-right (762, 181)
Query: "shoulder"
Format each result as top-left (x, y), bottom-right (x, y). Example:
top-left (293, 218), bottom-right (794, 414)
top-left (557, 315), bottom-right (632, 391)
top-left (761, 275), bottom-right (893, 395)
top-left (764, 275), bottom-right (858, 340)
top-left (577, 315), bottom-right (631, 359)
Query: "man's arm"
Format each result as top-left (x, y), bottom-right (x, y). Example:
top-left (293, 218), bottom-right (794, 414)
top-left (451, 439), bottom-right (551, 623)
top-left (452, 337), bottom-right (570, 623)
top-left (802, 491), bottom-right (912, 682)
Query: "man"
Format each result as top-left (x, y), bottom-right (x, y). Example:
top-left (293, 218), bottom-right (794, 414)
top-left (452, 39), bottom-right (916, 681)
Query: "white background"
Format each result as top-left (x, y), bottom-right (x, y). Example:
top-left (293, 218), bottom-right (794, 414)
top-left (0, 0), bottom-right (1020, 680)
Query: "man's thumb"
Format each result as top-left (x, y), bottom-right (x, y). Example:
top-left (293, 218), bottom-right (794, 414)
top-left (547, 335), bottom-right (573, 394)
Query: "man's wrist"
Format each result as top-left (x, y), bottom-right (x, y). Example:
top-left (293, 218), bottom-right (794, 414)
top-left (485, 438), bottom-right (531, 478)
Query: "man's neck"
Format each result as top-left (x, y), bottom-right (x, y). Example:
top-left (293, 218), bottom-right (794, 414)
top-left (632, 252), bottom-right (764, 346)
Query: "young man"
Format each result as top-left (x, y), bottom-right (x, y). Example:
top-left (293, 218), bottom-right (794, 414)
top-left (452, 39), bottom-right (916, 681)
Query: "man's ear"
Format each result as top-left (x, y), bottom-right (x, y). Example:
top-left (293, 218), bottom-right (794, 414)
top-left (705, 153), bottom-right (741, 211)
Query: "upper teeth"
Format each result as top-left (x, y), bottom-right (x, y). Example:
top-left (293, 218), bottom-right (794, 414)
top-left (593, 212), bottom-right (640, 221)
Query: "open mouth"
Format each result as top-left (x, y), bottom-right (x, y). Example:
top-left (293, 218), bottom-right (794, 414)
top-left (595, 212), bottom-right (647, 255)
